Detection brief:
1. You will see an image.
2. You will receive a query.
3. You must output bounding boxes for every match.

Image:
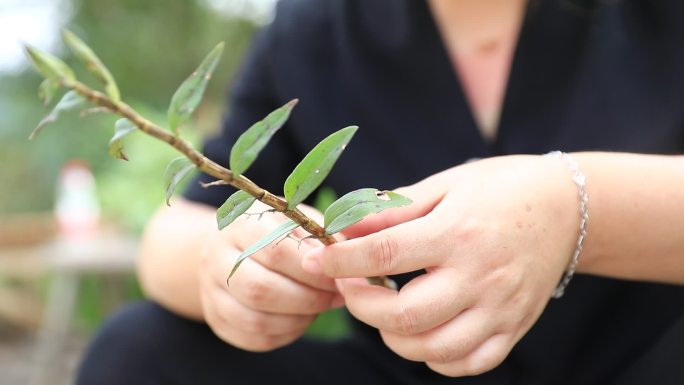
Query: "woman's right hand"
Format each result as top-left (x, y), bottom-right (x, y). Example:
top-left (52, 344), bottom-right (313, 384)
top-left (198, 201), bottom-right (343, 352)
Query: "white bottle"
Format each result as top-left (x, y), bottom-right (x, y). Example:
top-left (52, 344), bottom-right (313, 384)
top-left (54, 160), bottom-right (100, 239)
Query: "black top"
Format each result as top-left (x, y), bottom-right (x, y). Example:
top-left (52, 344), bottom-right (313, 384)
top-left (185, 0), bottom-right (684, 383)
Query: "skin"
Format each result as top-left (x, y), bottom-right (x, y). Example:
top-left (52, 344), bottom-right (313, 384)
top-left (302, 153), bottom-right (684, 376)
top-left (428, 0), bottom-right (527, 139)
top-left (138, 0), bottom-right (684, 376)
top-left (138, 199), bottom-right (343, 351)
top-left (139, 0), bottom-right (529, 354)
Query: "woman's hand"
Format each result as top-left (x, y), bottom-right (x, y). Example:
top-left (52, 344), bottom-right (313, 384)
top-left (200, 201), bottom-right (343, 352)
top-left (303, 155), bottom-right (580, 376)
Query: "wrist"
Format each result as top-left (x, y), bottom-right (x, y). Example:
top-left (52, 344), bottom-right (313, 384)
top-left (544, 152), bottom-right (588, 298)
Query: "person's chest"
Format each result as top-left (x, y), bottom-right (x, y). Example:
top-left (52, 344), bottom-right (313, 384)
top-left (274, 0), bottom-right (684, 190)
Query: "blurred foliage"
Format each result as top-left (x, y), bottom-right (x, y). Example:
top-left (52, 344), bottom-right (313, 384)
top-left (306, 307), bottom-right (350, 340)
top-left (0, 0), bottom-right (256, 331)
top-left (0, 0), bottom-right (257, 229)
top-left (1, 0), bottom-right (353, 339)
top-left (69, 1), bottom-right (256, 110)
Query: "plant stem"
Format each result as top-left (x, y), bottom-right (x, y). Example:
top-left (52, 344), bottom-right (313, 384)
top-left (70, 81), bottom-right (395, 289)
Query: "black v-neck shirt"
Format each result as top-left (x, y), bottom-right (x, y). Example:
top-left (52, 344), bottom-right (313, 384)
top-left (185, 0), bottom-right (684, 383)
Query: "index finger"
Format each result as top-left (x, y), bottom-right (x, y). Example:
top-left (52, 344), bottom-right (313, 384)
top-left (303, 215), bottom-right (447, 278)
top-left (337, 269), bottom-right (475, 335)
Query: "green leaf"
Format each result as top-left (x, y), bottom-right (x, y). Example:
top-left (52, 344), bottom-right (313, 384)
top-left (216, 191), bottom-right (256, 230)
top-left (24, 45), bottom-right (75, 84)
top-left (29, 90), bottom-right (86, 140)
top-left (229, 99), bottom-right (298, 177)
top-left (38, 78), bottom-right (60, 106)
top-left (167, 42), bottom-right (224, 134)
top-left (324, 188), bottom-right (412, 235)
top-left (108, 118), bottom-right (137, 161)
top-left (284, 126), bottom-right (358, 209)
top-left (228, 220), bottom-right (299, 282)
top-left (62, 30), bottom-right (120, 102)
top-left (163, 157), bottom-right (195, 206)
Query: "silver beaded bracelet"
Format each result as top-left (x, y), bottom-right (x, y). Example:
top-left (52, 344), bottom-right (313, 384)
top-left (545, 151), bottom-right (589, 299)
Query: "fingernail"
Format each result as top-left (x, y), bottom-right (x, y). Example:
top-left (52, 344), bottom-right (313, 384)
top-left (302, 256), bottom-right (322, 274)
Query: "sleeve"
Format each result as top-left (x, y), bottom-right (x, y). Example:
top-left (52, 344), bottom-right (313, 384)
top-left (182, 19), bottom-right (301, 208)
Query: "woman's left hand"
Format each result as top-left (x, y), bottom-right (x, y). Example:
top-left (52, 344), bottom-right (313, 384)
top-left (303, 155), bottom-right (581, 377)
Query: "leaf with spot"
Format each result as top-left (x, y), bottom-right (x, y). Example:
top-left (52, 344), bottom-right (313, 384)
top-left (216, 190), bottom-right (256, 230)
top-left (29, 90), bottom-right (86, 140)
top-left (283, 126), bottom-right (357, 209)
top-left (63, 30), bottom-right (120, 102)
top-left (38, 78), bottom-right (60, 106)
top-left (228, 220), bottom-right (299, 282)
top-left (229, 99), bottom-right (298, 177)
top-left (163, 157), bottom-right (195, 206)
top-left (324, 188), bottom-right (412, 235)
top-left (24, 45), bottom-right (75, 84)
top-left (108, 118), bottom-right (137, 161)
top-left (167, 42), bottom-right (224, 134)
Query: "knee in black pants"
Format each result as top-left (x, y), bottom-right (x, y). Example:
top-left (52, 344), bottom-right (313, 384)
top-left (76, 300), bottom-right (217, 385)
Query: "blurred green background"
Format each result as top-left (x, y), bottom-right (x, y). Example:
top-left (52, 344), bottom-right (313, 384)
top-left (0, 0), bottom-right (348, 339)
top-left (1, 0), bottom-right (259, 225)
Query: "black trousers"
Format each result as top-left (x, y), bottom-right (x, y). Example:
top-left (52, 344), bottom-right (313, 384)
top-left (75, 301), bottom-right (487, 385)
top-left (76, 301), bottom-right (684, 385)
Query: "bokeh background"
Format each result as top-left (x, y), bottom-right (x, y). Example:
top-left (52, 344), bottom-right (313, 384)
top-left (0, 1), bottom-right (347, 384)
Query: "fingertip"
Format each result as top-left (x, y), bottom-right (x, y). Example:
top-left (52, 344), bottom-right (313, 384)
top-left (340, 209), bottom-right (409, 239)
top-left (339, 219), bottom-right (380, 239)
top-left (302, 246), bottom-right (324, 274)
top-left (337, 277), bottom-right (371, 294)
top-left (340, 190), bottom-right (439, 239)
top-left (302, 256), bottom-right (322, 274)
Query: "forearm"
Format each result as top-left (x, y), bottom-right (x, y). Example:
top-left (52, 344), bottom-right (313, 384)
top-left (574, 152), bottom-right (684, 284)
top-left (137, 198), bottom-right (217, 320)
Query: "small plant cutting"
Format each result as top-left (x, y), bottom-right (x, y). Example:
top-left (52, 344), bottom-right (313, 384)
top-left (24, 31), bottom-right (411, 289)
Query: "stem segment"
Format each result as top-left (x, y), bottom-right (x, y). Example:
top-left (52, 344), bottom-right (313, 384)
top-left (70, 81), bottom-right (394, 289)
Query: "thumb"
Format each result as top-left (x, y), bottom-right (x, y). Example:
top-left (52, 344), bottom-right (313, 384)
top-left (340, 175), bottom-right (447, 239)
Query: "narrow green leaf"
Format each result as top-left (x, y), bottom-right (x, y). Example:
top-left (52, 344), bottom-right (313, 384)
top-left (108, 119), bottom-right (137, 161)
top-left (38, 79), bottom-right (60, 106)
top-left (163, 157), bottom-right (195, 206)
top-left (62, 30), bottom-right (120, 102)
top-left (24, 45), bottom-right (75, 84)
top-left (228, 220), bottom-right (299, 282)
top-left (29, 90), bottom-right (86, 140)
top-left (284, 126), bottom-right (358, 209)
top-left (216, 191), bottom-right (256, 230)
top-left (324, 189), bottom-right (412, 235)
top-left (168, 42), bottom-right (225, 134)
top-left (229, 99), bottom-right (298, 177)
